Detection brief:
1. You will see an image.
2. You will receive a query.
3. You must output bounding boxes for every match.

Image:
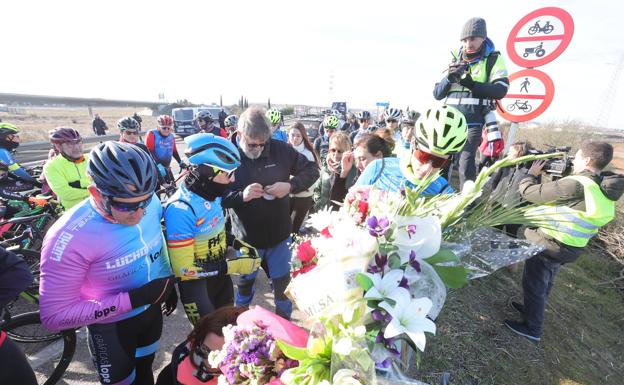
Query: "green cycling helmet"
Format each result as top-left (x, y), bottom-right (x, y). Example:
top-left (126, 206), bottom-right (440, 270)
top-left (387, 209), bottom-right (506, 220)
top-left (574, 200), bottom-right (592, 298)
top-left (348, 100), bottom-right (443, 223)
top-left (415, 105), bottom-right (467, 156)
top-left (323, 115), bottom-right (340, 130)
top-left (0, 123), bottom-right (19, 137)
top-left (266, 108), bottom-right (282, 125)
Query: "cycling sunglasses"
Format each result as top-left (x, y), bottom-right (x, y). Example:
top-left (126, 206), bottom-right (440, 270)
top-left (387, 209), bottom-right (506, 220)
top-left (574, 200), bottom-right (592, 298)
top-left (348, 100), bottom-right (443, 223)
top-left (413, 149), bottom-right (449, 168)
top-left (213, 166), bottom-right (235, 178)
top-left (106, 195), bottom-right (152, 212)
top-left (124, 130), bottom-right (139, 136)
top-left (386, 119), bottom-right (398, 123)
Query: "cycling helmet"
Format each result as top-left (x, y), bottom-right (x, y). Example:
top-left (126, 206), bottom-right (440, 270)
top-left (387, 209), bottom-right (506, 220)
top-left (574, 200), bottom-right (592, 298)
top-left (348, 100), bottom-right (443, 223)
top-left (0, 123), bottom-right (19, 137)
top-left (87, 141), bottom-right (157, 198)
top-left (157, 115), bottom-right (173, 127)
top-left (196, 110), bottom-right (214, 122)
top-left (49, 127), bottom-right (82, 144)
top-left (266, 108), bottom-right (282, 125)
top-left (415, 105), bottom-right (467, 156)
top-left (224, 115), bottom-right (238, 128)
top-left (117, 117), bottom-right (140, 132)
top-left (384, 108), bottom-right (402, 121)
top-left (184, 133), bottom-right (241, 172)
top-left (356, 111), bottom-right (371, 120)
top-left (323, 115), bottom-right (340, 130)
top-left (402, 110), bottom-right (421, 125)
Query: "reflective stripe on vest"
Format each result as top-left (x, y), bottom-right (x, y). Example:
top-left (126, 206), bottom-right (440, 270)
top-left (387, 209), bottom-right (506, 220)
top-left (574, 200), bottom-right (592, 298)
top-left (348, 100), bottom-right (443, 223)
top-left (445, 97), bottom-right (491, 106)
top-left (525, 175), bottom-right (615, 247)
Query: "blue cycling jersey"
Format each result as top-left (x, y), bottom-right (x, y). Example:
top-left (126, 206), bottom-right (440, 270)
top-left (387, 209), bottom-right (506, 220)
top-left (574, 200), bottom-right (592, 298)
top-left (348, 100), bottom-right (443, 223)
top-left (355, 157), bottom-right (454, 195)
top-left (0, 148), bottom-right (36, 183)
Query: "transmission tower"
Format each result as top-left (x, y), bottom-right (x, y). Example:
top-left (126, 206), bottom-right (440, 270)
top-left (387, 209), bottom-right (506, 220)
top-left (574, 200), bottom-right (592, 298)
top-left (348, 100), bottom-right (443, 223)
top-left (595, 51), bottom-right (624, 128)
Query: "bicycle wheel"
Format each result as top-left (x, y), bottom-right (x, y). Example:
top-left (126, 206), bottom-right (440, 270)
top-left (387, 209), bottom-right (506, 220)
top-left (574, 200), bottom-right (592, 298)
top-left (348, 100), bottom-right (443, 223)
top-left (528, 25), bottom-right (538, 35)
top-left (507, 103), bottom-right (516, 111)
top-left (4, 311), bottom-right (76, 385)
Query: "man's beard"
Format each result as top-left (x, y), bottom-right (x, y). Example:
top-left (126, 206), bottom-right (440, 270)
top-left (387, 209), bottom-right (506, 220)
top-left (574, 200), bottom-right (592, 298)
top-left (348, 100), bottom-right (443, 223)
top-left (241, 144), bottom-right (261, 160)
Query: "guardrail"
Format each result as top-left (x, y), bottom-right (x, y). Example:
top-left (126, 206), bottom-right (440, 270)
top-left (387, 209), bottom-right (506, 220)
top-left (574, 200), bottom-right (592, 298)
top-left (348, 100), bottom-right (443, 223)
top-left (16, 134), bottom-right (122, 165)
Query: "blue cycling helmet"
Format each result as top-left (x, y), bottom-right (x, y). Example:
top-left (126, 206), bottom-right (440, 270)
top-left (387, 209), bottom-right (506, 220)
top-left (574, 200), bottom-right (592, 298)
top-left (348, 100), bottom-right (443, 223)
top-left (184, 133), bottom-right (241, 172)
top-left (87, 141), bottom-right (157, 198)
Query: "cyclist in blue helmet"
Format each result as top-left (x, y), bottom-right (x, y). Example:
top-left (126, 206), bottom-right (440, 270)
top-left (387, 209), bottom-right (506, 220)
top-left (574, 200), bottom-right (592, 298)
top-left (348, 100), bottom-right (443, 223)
top-left (164, 133), bottom-right (261, 326)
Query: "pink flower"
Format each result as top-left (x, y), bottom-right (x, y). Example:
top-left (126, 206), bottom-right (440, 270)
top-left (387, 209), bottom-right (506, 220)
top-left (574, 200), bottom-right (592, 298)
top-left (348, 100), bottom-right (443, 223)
top-left (292, 263), bottom-right (317, 277)
top-left (296, 240), bottom-right (316, 263)
top-left (320, 227), bottom-right (332, 238)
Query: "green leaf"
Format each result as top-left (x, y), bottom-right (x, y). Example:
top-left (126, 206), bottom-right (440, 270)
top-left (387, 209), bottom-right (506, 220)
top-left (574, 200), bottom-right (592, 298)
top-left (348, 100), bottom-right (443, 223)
top-left (431, 265), bottom-right (469, 288)
top-left (379, 242), bottom-right (398, 256)
top-left (424, 248), bottom-right (460, 264)
top-left (355, 273), bottom-right (373, 291)
top-left (277, 340), bottom-right (310, 361)
top-left (388, 254), bottom-right (401, 269)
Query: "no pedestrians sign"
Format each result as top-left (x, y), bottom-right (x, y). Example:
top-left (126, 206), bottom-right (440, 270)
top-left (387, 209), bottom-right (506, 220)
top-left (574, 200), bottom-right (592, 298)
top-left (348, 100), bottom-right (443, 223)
top-left (497, 69), bottom-right (554, 123)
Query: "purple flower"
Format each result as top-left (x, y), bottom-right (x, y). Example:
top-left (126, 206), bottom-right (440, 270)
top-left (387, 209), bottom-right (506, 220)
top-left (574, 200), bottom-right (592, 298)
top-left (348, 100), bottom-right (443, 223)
top-left (409, 250), bottom-right (421, 273)
top-left (368, 253), bottom-right (388, 274)
top-left (399, 276), bottom-right (409, 290)
top-left (406, 224), bottom-right (417, 239)
top-left (372, 309), bottom-right (385, 321)
top-left (367, 216), bottom-right (390, 237)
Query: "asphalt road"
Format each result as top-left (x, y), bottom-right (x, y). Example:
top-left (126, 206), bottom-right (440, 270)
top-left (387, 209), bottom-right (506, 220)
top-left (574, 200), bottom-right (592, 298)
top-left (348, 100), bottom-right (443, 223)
top-left (30, 136), bottom-right (306, 384)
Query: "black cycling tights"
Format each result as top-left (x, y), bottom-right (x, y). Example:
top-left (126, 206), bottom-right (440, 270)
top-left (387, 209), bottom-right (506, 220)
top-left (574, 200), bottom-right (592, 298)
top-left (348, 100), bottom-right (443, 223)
top-left (178, 274), bottom-right (234, 326)
top-left (0, 335), bottom-right (38, 385)
top-left (87, 304), bottom-right (162, 385)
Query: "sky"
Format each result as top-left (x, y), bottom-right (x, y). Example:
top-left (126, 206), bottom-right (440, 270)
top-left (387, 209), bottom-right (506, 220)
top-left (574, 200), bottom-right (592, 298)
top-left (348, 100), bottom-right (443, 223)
top-left (2, 0), bottom-right (624, 128)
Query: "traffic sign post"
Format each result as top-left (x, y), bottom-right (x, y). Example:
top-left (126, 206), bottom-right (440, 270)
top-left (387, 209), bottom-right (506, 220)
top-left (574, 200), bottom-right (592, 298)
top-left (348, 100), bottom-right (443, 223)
top-left (506, 7), bottom-right (574, 68)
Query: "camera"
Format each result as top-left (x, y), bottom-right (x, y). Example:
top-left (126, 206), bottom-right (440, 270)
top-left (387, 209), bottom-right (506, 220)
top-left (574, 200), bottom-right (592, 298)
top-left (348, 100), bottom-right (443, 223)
top-left (528, 145), bottom-right (573, 179)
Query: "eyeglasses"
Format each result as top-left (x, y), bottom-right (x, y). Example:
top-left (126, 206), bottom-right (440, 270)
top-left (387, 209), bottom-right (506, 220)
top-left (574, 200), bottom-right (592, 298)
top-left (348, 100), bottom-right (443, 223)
top-left (213, 167), bottom-right (235, 178)
top-left (245, 141), bottom-right (267, 149)
top-left (124, 131), bottom-right (138, 136)
top-left (412, 149), bottom-right (449, 168)
top-left (159, 126), bottom-right (172, 130)
top-left (386, 119), bottom-right (398, 124)
top-left (328, 148), bottom-right (344, 154)
top-left (107, 195), bottom-right (152, 212)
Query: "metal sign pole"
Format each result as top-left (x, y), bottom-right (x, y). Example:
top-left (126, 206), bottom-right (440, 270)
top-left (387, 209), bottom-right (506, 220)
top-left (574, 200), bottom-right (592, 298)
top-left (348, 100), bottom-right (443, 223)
top-left (504, 122), bottom-right (519, 155)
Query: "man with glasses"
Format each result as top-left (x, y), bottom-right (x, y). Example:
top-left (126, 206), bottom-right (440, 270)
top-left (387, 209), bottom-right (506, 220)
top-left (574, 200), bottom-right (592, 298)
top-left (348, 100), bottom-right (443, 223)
top-left (40, 141), bottom-right (176, 385)
top-left (145, 114), bottom-right (187, 179)
top-left (43, 127), bottom-right (90, 210)
top-left (223, 107), bottom-right (319, 319)
top-left (118, 116), bottom-right (149, 154)
top-left (354, 106), bottom-right (466, 195)
top-left (0, 123), bottom-right (38, 185)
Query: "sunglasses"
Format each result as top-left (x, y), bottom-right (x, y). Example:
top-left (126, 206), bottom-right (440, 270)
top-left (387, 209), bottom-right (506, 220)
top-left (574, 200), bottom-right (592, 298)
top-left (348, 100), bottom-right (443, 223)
top-left (412, 149), bottom-right (449, 168)
top-left (386, 119), bottom-right (398, 124)
top-left (159, 126), bottom-right (172, 130)
top-left (245, 141), bottom-right (267, 149)
top-left (106, 195), bottom-right (152, 212)
top-left (213, 167), bottom-right (235, 178)
top-left (124, 131), bottom-right (138, 136)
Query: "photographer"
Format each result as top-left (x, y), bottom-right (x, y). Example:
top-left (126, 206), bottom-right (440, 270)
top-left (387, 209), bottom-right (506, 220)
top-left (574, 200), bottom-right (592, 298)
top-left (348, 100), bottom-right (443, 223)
top-left (433, 17), bottom-right (509, 188)
top-left (505, 141), bottom-right (624, 341)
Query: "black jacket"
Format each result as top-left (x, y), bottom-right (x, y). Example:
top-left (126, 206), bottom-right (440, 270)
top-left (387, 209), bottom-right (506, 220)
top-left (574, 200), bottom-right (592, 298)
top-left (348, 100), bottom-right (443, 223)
top-left (0, 247), bottom-right (33, 308)
top-left (222, 134), bottom-right (320, 249)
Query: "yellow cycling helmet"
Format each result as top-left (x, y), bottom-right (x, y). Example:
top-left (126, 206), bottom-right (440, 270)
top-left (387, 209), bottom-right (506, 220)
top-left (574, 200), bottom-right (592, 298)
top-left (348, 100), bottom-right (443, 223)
top-left (415, 106), bottom-right (468, 156)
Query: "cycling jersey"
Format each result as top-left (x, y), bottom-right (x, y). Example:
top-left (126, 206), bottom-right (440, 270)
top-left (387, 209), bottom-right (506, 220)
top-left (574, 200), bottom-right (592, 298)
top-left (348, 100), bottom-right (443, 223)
top-left (164, 184), bottom-right (227, 281)
top-left (272, 128), bottom-right (288, 142)
top-left (145, 129), bottom-right (181, 167)
top-left (0, 148), bottom-right (36, 184)
top-left (43, 154), bottom-right (90, 210)
top-left (355, 157), bottom-right (454, 195)
top-left (39, 195), bottom-right (172, 331)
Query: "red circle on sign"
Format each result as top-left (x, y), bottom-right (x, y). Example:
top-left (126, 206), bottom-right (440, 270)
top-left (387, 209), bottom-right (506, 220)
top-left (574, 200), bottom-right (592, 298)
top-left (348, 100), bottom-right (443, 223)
top-left (497, 69), bottom-right (554, 123)
top-left (506, 7), bottom-right (574, 68)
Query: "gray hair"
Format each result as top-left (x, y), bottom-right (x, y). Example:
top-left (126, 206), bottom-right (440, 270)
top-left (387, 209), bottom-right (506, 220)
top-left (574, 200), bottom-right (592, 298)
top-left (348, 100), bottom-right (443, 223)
top-left (238, 107), bottom-right (271, 141)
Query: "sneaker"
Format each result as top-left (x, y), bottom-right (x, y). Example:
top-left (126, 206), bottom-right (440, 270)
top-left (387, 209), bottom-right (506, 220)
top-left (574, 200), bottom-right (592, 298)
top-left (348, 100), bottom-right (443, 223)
top-left (511, 301), bottom-right (524, 314)
top-left (504, 320), bottom-right (541, 342)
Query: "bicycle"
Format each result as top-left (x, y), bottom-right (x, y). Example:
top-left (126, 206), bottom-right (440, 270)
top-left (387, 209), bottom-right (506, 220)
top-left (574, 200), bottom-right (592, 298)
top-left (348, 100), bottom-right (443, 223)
top-left (527, 20), bottom-right (554, 35)
top-left (507, 100), bottom-right (533, 113)
top-left (1, 305), bottom-right (76, 385)
top-left (157, 168), bottom-right (189, 202)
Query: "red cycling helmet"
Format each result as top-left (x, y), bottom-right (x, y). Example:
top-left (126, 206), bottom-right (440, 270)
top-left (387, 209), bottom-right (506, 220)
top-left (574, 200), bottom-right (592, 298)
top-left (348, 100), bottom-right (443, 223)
top-left (49, 127), bottom-right (82, 145)
top-left (157, 115), bottom-right (174, 127)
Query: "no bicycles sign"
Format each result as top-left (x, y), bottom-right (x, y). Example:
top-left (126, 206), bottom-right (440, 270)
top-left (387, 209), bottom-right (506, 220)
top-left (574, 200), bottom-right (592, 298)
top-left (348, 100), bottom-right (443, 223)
top-left (506, 7), bottom-right (574, 68)
top-left (497, 69), bottom-right (554, 123)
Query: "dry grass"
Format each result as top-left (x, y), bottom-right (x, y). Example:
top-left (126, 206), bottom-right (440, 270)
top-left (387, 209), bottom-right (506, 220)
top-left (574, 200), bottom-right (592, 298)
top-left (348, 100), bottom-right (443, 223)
top-left (0, 107), bottom-right (158, 142)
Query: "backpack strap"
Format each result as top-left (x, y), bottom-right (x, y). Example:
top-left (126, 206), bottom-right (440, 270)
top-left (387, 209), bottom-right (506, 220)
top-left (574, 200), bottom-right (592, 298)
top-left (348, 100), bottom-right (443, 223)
top-left (485, 51), bottom-right (500, 82)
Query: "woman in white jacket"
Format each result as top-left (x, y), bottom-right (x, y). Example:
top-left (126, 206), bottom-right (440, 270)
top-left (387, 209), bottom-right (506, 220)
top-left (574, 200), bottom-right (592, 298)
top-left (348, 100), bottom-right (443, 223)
top-left (287, 122), bottom-right (319, 233)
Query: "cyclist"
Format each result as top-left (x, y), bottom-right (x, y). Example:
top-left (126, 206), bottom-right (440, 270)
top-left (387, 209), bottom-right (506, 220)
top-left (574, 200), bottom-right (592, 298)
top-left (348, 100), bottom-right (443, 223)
top-left (39, 141), bottom-right (176, 385)
top-left (0, 123), bottom-right (38, 185)
top-left (354, 105), bottom-right (466, 195)
top-left (314, 115), bottom-right (340, 164)
top-left (266, 108), bottom-right (288, 142)
top-left (43, 127), bottom-right (90, 210)
top-left (350, 111), bottom-right (373, 145)
top-left (118, 117), bottom-right (150, 154)
top-left (196, 111), bottom-right (227, 138)
top-left (0, 246), bottom-right (37, 385)
top-left (0, 161), bottom-right (39, 219)
top-left (146, 115), bottom-right (188, 183)
top-left (223, 114), bottom-right (238, 138)
top-left (164, 133), bottom-right (261, 326)
top-left (433, 17), bottom-right (508, 188)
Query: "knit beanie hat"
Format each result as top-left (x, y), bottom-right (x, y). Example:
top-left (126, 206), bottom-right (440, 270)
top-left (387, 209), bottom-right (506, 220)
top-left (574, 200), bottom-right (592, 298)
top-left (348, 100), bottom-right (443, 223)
top-left (460, 17), bottom-right (487, 40)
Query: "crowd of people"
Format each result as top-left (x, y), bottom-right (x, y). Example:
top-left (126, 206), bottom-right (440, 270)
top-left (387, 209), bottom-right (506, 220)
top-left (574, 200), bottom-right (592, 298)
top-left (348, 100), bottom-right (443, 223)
top-left (0, 15), bottom-right (622, 385)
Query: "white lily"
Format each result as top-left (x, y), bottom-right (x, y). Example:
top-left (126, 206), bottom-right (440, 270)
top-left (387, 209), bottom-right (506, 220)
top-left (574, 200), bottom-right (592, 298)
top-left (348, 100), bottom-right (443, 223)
top-left (364, 269), bottom-right (407, 306)
top-left (379, 289), bottom-right (436, 352)
top-left (394, 214), bottom-right (441, 263)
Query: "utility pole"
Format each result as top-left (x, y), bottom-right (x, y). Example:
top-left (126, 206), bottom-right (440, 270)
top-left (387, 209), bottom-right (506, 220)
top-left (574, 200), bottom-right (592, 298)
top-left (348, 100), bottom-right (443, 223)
top-left (595, 51), bottom-right (624, 129)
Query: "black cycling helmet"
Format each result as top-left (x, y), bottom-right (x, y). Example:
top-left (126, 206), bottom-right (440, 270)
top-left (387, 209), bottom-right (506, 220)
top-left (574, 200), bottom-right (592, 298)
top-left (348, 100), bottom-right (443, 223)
top-left (117, 117), bottom-right (141, 132)
top-left (196, 110), bottom-right (214, 122)
top-left (87, 142), bottom-right (157, 198)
